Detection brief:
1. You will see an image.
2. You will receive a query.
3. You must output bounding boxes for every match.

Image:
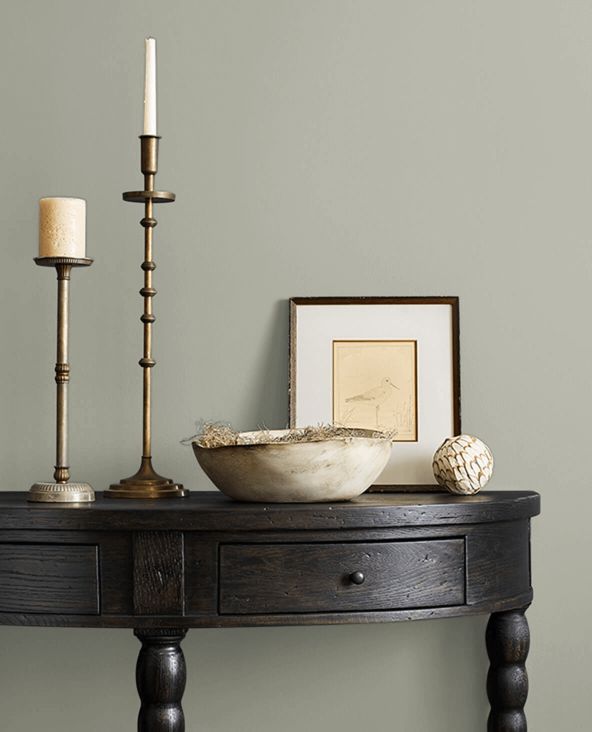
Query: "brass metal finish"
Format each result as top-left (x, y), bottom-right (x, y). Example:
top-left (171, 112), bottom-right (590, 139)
top-left (122, 191), bottom-right (175, 204)
top-left (34, 256), bottom-right (94, 268)
top-left (140, 133), bottom-right (159, 175)
top-left (109, 135), bottom-right (186, 499)
top-left (28, 482), bottom-right (95, 503)
top-left (28, 257), bottom-right (95, 503)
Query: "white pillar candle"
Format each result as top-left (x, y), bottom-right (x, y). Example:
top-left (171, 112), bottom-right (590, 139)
top-left (143, 37), bottom-right (157, 135)
top-left (39, 197), bottom-right (86, 258)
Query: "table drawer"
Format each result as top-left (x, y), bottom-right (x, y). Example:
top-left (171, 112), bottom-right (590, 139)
top-left (219, 540), bottom-right (465, 615)
top-left (0, 544), bottom-right (99, 615)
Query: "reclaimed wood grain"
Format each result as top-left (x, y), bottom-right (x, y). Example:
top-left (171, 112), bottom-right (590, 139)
top-left (0, 491), bottom-right (540, 531)
top-left (0, 490), bottom-right (539, 732)
top-left (0, 543), bottom-right (98, 614)
top-left (220, 539), bottom-right (465, 614)
top-left (133, 531), bottom-right (184, 616)
top-left (466, 521), bottom-right (530, 606)
top-left (487, 609), bottom-right (530, 731)
top-left (135, 629), bottom-right (187, 732)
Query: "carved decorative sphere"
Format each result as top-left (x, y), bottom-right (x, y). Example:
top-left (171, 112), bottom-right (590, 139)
top-left (433, 435), bottom-right (494, 495)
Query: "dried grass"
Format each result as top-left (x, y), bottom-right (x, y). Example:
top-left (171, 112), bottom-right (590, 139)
top-left (182, 422), bottom-right (240, 448)
top-left (185, 421), bottom-right (396, 448)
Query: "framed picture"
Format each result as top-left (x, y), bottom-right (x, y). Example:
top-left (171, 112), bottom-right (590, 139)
top-left (289, 297), bottom-right (461, 490)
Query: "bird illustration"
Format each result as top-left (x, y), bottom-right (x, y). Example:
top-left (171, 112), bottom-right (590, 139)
top-left (346, 377), bottom-right (399, 428)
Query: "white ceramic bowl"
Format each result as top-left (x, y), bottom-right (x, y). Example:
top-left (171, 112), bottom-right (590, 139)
top-left (192, 429), bottom-right (391, 503)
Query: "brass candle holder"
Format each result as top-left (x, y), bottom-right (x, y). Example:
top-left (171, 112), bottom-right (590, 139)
top-left (29, 257), bottom-right (95, 503)
top-left (108, 135), bottom-right (186, 498)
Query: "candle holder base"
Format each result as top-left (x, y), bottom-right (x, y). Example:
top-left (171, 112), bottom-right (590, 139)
top-left (28, 482), bottom-right (95, 503)
top-left (107, 458), bottom-right (187, 499)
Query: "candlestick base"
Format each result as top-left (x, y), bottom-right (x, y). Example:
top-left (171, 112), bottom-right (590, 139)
top-left (28, 481), bottom-right (95, 503)
top-left (107, 458), bottom-right (187, 499)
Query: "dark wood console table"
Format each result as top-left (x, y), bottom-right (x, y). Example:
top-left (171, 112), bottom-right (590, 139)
top-left (0, 490), bottom-right (539, 731)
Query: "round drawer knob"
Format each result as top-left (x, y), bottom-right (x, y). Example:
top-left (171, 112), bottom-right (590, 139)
top-left (349, 571), bottom-right (365, 585)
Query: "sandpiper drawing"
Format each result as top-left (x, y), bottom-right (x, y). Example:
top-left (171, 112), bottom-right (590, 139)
top-left (345, 377), bottom-right (399, 428)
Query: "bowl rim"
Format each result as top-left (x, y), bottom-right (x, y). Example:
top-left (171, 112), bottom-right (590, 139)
top-left (192, 427), bottom-right (394, 451)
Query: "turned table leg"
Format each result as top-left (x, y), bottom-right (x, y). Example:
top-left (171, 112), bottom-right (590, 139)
top-left (134, 629), bottom-right (188, 732)
top-left (486, 610), bottom-right (530, 731)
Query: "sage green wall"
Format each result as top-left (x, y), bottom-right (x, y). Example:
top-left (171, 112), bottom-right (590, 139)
top-left (0, 1), bottom-right (586, 730)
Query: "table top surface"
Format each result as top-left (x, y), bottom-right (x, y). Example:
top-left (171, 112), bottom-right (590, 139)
top-left (0, 490), bottom-right (540, 531)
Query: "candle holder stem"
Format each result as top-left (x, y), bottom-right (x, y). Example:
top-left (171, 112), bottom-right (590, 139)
top-left (55, 264), bottom-right (70, 482)
top-left (141, 175), bottom-right (153, 462)
top-left (108, 135), bottom-right (185, 498)
top-left (29, 258), bottom-right (94, 503)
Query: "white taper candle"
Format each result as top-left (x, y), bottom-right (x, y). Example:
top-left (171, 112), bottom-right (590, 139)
top-left (143, 37), bottom-right (157, 135)
top-left (38, 197), bottom-right (86, 258)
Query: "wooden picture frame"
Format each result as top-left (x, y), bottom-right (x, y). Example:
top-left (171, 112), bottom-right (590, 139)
top-left (289, 297), bottom-right (461, 491)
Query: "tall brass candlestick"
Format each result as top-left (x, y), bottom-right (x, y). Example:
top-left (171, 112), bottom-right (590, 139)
top-left (108, 135), bottom-right (186, 498)
top-left (29, 257), bottom-right (95, 503)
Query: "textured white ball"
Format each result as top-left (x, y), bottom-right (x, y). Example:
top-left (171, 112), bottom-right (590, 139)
top-left (433, 435), bottom-right (494, 495)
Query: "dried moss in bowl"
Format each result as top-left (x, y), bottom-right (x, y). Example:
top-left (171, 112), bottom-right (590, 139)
top-left (187, 422), bottom-right (396, 449)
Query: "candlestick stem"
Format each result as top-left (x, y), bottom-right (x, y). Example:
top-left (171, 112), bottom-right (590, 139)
top-left (142, 185), bottom-right (153, 460)
top-left (108, 135), bottom-right (185, 498)
top-left (29, 257), bottom-right (94, 503)
top-left (55, 265), bottom-right (70, 482)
